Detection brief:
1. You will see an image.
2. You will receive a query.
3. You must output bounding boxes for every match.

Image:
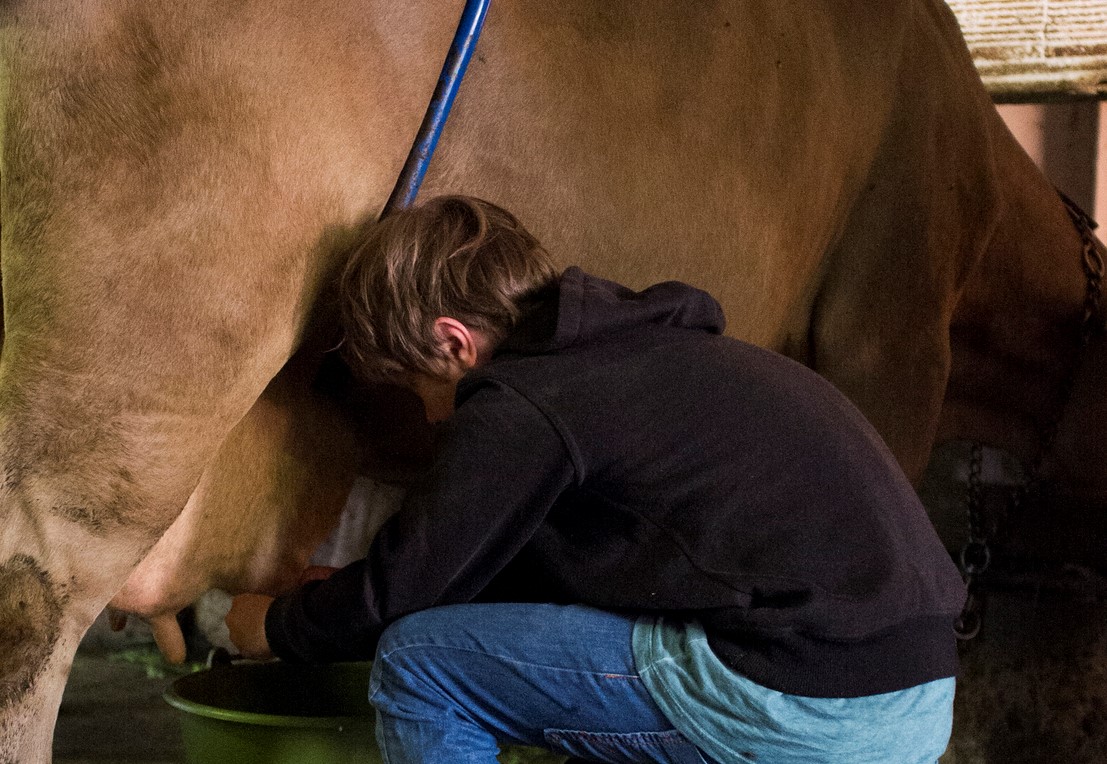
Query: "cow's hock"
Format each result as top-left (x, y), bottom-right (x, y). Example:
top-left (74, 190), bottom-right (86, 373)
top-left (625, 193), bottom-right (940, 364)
top-left (0, 555), bottom-right (63, 709)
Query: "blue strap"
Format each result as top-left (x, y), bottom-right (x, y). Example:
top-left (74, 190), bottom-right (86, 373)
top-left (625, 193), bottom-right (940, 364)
top-left (381, 0), bottom-right (491, 216)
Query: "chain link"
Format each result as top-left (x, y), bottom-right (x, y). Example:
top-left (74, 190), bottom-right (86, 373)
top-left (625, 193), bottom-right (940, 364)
top-left (956, 192), bottom-right (1104, 641)
top-left (955, 443), bottom-right (987, 640)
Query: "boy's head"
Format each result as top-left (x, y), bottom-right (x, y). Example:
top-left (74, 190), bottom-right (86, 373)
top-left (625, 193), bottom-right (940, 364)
top-left (339, 195), bottom-right (558, 391)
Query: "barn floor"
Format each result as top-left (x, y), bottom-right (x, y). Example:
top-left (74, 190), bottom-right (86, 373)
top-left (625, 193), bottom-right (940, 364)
top-left (50, 612), bottom-right (563, 764)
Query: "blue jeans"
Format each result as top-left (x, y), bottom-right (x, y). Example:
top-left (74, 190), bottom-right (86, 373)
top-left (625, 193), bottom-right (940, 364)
top-left (368, 603), bottom-right (715, 763)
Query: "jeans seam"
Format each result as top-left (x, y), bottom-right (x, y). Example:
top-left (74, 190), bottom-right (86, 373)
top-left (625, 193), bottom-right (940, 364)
top-left (377, 641), bottom-right (641, 679)
top-left (543, 726), bottom-right (707, 764)
top-left (545, 728), bottom-right (686, 741)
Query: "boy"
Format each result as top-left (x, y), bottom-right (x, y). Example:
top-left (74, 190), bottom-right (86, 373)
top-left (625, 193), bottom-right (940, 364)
top-left (228, 195), bottom-right (966, 763)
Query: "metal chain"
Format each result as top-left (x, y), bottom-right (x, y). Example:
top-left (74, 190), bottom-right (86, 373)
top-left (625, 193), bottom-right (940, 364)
top-left (1064, 193), bottom-right (1105, 343)
top-left (956, 192), bottom-right (1104, 641)
top-left (955, 442), bottom-right (987, 639)
top-left (1036, 194), bottom-right (1104, 465)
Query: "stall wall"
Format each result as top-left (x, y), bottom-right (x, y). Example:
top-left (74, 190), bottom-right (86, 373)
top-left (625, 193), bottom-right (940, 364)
top-left (997, 101), bottom-right (1106, 223)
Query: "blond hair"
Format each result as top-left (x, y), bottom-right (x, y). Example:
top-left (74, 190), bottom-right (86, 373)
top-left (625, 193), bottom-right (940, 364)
top-left (339, 195), bottom-right (558, 381)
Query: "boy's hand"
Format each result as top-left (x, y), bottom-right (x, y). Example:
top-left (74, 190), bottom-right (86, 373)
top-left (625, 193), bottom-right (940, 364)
top-left (226, 593), bottom-right (276, 660)
top-left (226, 568), bottom-right (336, 660)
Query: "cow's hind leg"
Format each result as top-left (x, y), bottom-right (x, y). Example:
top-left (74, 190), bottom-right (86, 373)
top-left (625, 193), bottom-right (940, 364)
top-left (810, 0), bottom-right (1002, 483)
top-left (0, 303), bottom-right (327, 763)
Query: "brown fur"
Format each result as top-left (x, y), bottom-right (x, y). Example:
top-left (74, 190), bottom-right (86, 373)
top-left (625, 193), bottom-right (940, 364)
top-left (0, 1), bottom-right (1102, 760)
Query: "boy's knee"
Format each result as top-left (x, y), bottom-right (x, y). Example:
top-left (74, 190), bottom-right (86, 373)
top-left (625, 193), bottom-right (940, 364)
top-left (371, 608), bottom-right (457, 697)
top-left (370, 612), bottom-right (462, 714)
top-left (369, 627), bottom-right (418, 710)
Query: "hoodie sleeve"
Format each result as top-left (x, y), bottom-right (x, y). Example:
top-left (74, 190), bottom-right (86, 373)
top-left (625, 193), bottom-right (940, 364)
top-left (265, 382), bottom-right (577, 663)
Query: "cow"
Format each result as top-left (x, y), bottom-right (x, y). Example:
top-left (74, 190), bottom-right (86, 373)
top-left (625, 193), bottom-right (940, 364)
top-left (1, 1), bottom-right (1104, 761)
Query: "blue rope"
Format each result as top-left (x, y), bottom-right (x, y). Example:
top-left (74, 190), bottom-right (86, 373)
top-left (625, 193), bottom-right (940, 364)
top-left (381, 0), bottom-right (491, 216)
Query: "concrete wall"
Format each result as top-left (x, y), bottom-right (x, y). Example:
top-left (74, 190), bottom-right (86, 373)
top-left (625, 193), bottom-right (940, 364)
top-left (996, 101), bottom-right (1105, 223)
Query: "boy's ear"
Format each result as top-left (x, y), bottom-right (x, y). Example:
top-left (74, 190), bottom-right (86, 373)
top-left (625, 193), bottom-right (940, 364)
top-left (432, 317), bottom-right (481, 373)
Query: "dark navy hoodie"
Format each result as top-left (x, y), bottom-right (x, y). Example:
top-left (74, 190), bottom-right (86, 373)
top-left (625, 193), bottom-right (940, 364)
top-left (267, 267), bottom-right (965, 698)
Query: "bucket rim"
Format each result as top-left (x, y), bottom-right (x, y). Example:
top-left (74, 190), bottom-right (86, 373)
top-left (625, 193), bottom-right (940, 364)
top-left (163, 687), bottom-right (369, 729)
top-left (163, 663), bottom-right (373, 730)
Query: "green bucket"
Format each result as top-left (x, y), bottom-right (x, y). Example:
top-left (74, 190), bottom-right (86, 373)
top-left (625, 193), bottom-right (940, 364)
top-left (164, 661), bottom-right (380, 764)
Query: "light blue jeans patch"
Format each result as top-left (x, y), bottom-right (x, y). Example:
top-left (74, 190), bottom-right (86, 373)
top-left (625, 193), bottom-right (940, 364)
top-left (634, 617), bottom-right (955, 764)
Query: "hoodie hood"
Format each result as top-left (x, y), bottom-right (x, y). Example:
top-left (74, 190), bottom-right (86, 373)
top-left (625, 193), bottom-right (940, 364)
top-left (499, 267), bottom-right (726, 355)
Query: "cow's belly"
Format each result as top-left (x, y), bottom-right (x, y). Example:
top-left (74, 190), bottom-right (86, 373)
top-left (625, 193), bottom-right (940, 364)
top-left (422, 0), bottom-right (910, 351)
